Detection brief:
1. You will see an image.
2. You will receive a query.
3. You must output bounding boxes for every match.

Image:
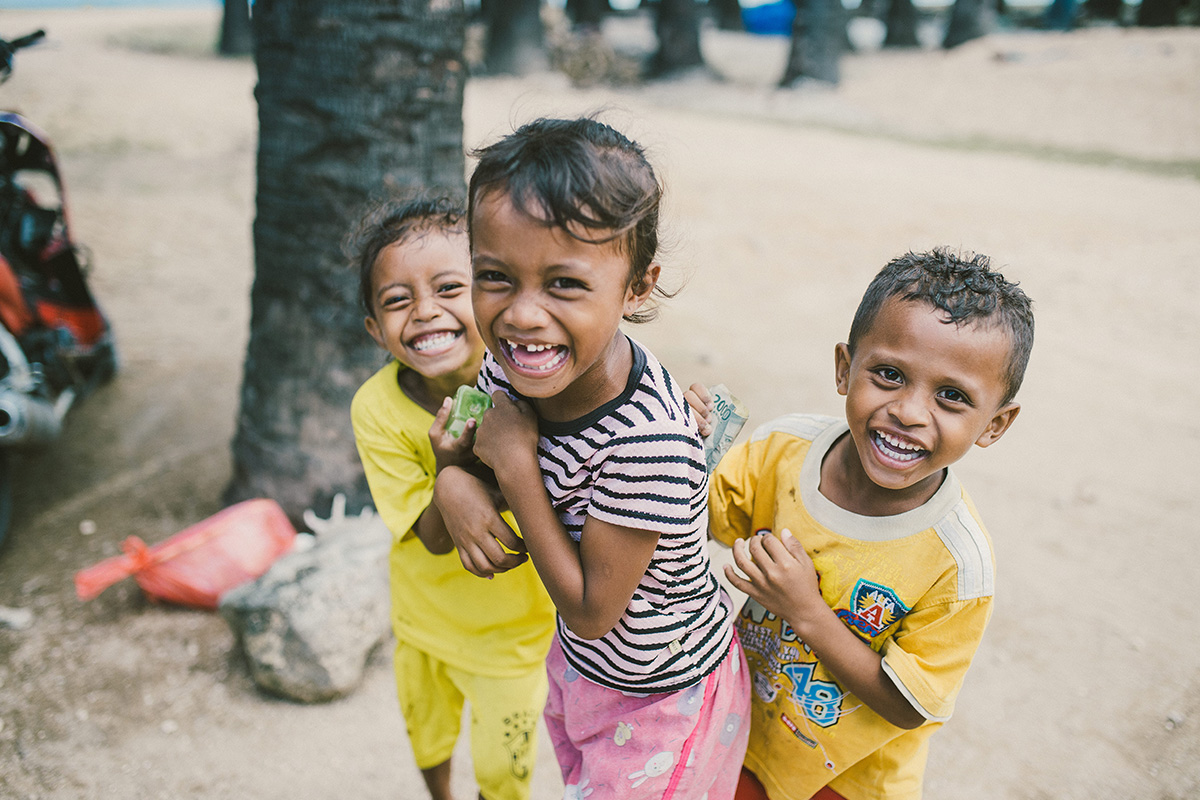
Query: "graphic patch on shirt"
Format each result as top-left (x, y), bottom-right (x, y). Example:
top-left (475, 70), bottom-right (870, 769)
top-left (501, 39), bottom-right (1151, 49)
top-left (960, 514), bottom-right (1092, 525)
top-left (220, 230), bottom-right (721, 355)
top-left (780, 712), bottom-right (819, 748)
top-left (782, 660), bottom-right (844, 727)
top-left (836, 579), bottom-right (909, 638)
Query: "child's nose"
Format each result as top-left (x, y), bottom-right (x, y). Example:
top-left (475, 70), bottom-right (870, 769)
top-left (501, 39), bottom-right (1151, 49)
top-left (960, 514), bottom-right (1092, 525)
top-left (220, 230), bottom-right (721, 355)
top-left (504, 290), bottom-right (548, 329)
top-left (888, 391), bottom-right (931, 427)
top-left (413, 295), bottom-right (442, 320)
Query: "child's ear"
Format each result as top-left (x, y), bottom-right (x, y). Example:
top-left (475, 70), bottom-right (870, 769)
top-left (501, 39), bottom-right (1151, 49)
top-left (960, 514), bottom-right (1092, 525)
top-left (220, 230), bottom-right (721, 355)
top-left (364, 315), bottom-right (385, 349)
top-left (624, 263), bottom-right (661, 316)
top-left (834, 343), bottom-right (852, 396)
top-left (975, 402), bottom-right (1020, 448)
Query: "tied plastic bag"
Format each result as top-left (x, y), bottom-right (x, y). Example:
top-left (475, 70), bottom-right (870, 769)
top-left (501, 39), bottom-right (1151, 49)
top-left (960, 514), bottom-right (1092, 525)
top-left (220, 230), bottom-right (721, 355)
top-left (74, 498), bottom-right (297, 609)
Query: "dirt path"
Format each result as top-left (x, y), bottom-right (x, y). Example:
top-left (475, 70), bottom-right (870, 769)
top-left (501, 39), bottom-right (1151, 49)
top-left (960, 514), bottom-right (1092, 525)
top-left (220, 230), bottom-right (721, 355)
top-left (1, 7), bottom-right (1197, 799)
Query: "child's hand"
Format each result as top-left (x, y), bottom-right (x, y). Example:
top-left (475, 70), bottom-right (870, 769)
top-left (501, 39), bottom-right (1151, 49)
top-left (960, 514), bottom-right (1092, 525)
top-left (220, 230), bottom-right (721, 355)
top-left (684, 382), bottom-right (715, 438)
top-left (724, 529), bottom-right (824, 624)
top-left (433, 466), bottom-right (528, 578)
top-left (473, 392), bottom-right (540, 474)
top-left (429, 396), bottom-right (478, 472)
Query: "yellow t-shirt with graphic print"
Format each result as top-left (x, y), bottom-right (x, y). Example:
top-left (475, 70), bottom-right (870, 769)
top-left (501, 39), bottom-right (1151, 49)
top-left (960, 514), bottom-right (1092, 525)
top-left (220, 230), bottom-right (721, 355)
top-left (709, 414), bottom-right (995, 800)
top-left (352, 360), bottom-right (555, 678)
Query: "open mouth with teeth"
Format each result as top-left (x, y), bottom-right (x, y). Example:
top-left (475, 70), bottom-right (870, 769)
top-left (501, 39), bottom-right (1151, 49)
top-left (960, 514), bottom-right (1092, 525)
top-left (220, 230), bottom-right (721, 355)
top-left (409, 330), bottom-right (462, 354)
top-left (872, 430), bottom-right (928, 464)
top-left (501, 338), bottom-right (569, 374)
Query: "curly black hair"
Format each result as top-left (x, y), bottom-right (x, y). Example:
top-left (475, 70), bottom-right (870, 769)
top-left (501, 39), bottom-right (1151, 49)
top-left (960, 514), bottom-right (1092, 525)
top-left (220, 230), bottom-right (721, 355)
top-left (346, 194), bottom-right (466, 317)
top-left (848, 248), bottom-right (1035, 404)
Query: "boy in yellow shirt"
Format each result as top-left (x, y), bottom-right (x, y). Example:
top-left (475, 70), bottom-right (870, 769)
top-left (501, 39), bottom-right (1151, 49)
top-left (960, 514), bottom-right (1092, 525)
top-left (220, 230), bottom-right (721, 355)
top-left (349, 197), bottom-right (556, 800)
top-left (710, 249), bottom-right (1034, 800)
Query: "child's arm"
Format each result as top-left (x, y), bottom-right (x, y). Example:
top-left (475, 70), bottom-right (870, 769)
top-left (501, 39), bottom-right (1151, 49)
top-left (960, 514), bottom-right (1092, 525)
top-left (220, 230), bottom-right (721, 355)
top-left (422, 395), bottom-right (528, 572)
top-left (472, 392), bottom-right (659, 640)
top-left (432, 466), bottom-right (528, 577)
top-left (724, 530), bottom-right (926, 730)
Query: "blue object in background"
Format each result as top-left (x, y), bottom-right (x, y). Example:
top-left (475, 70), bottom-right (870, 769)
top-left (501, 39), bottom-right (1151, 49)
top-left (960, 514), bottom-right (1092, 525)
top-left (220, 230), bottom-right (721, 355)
top-left (742, 0), bottom-right (797, 35)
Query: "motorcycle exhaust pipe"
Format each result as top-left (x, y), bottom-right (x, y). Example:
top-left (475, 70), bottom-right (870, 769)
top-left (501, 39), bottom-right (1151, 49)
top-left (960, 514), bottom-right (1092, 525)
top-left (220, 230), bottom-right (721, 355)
top-left (0, 387), bottom-right (69, 447)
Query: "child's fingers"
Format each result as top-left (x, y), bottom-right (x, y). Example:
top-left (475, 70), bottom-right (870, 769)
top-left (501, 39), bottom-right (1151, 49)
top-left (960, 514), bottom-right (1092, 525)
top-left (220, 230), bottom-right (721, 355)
top-left (745, 530), bottom-right (781, 571)
top-left (731, 537), bottom-right (763, 583)
top-left (493, 527), bottom-right (528, 556)
top-left (723, 562), bottom-right (752, 593)
top-left (684, 384), bottom-right (715, 437)
top-left (687, 382), bottom-right (713, 408)
top-left (456, 544), bottom-right (493, 579)
top-left (780, 528), bottom-right (806, 556)
top-left (768, 528), bottom-right (811, 567)
top-left (432, 396), bottom-right (452, 430)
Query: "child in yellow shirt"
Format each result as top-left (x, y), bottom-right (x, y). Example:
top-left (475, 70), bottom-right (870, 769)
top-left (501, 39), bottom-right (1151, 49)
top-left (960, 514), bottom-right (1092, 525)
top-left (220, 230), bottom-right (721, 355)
top-left (711, 249), bottom-right (1034, 800)
top-left (348, 196), bottom-right (556, 800)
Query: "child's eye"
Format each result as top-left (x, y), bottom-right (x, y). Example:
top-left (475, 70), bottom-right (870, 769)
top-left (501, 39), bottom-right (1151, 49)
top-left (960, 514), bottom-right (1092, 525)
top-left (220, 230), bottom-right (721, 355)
top-left (380, 293), bottom-right (411, 309)
top-left (550, 277), bottom-right (587, 292)
top-left (938, 388), bottom-right (971, 406)
top-left (474, 269), bottom-right (509, 286)
top-left (437, 282), bottom-right (466, 295)
top-left (874, 367), bottom-right (903, 384)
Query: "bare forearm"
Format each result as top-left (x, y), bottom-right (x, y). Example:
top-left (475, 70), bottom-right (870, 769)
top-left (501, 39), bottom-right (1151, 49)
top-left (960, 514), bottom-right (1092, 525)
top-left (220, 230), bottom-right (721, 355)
top-left (495, 467), bottom-right (606, 636)
top-left (496, 469), bottom-right (583, 598)
top-left (790, 605), bottom-right (925, 730)
top-left (411, 502), bottom-right (455, 555)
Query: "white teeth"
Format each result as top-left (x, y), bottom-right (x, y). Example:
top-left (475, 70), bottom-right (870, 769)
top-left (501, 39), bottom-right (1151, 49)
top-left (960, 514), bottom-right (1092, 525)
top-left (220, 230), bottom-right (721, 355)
top-left (412, 332), bottom-right (457, 352)
top-left (876, 431), bottom-right (924, 462)
top-left (506, 340), bottom-right (552, 353)
top-left (504, 339), bottom-right (567, 371)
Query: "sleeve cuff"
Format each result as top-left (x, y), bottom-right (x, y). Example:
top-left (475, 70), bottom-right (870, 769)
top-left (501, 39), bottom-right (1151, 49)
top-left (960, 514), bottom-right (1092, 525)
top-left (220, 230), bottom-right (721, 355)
top-left (881, 654), bottom-right (953, 723)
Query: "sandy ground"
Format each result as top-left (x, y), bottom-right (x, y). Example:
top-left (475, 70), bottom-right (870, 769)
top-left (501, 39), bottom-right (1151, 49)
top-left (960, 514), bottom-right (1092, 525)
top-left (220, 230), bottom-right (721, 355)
top-left (0, 6), bottom-right (1197, 799)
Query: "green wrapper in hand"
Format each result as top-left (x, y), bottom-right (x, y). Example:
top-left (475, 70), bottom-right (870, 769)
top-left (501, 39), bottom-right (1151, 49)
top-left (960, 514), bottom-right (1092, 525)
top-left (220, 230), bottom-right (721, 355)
top-left (447, 385), bottom-right (492, 438)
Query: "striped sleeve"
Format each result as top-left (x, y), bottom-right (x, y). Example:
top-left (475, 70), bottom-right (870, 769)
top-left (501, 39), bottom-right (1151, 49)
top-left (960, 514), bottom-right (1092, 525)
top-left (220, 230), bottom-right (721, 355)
top-left (588, 424), bottom-right (707, 534)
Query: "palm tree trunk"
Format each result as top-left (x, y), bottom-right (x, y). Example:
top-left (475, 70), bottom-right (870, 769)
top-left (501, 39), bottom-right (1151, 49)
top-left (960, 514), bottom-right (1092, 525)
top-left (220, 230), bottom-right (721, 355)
top-left (228, 0), bottom-right (467, 520)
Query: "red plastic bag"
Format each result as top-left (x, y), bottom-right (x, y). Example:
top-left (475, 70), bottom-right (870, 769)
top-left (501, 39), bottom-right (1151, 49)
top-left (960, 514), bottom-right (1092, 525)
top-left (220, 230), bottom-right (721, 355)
top-left (74, 499), bottom-right (297, 609)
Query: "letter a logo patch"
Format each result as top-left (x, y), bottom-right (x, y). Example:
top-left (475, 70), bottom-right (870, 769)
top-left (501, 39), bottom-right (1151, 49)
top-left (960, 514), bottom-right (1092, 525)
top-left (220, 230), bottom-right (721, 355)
top-left (836, 579), bottom-right (909, 638)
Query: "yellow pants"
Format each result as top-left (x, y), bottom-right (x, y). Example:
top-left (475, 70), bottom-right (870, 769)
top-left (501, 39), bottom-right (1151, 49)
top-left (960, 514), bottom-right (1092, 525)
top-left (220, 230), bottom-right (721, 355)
top-left (394, 640), bottom-right (548, 800)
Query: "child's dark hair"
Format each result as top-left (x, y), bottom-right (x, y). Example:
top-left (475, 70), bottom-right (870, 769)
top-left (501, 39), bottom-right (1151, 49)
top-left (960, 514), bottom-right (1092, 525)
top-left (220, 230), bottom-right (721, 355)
top-left (849, 248), bottom-right (1035, 404)
top-left (347, 195), bottom-right (466, 316)
top-left (467, 116), bottom-right (669, 323)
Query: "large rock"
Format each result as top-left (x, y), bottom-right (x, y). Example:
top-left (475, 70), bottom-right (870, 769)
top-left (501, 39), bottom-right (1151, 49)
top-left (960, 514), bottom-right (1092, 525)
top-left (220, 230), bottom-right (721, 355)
top-left (220, 501), bottom-right (391, 703)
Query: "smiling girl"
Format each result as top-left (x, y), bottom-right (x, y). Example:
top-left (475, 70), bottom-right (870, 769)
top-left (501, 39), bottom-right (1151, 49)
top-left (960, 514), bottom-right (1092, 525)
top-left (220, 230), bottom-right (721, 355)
top-left (433, 118), bottom-right (750, 800)
top-left (349, 197), bottom-right (556, 800)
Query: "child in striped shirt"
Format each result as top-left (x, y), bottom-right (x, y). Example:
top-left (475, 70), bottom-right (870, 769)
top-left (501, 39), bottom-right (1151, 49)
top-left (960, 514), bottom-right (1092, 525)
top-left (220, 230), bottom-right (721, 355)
top-left (432, 117), bottom-right (751, 800)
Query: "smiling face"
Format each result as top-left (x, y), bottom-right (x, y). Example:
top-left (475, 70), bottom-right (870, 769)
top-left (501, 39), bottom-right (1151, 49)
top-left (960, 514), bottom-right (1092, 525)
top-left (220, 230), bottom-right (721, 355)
top-left (470, 190), bottom-right (658, 422)
top-left (364, 229), bottom-right (484, 387)
top-left (828, 296), bottom-right (1020, 515)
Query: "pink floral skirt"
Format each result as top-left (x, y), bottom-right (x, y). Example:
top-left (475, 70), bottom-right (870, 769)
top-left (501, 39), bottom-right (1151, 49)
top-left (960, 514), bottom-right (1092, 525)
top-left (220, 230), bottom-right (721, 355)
top-left (544, 631), bottom-right (751, 800)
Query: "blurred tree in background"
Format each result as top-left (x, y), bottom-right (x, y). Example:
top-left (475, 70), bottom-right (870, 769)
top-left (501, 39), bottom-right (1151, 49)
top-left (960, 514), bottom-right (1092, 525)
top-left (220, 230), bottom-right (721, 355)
top-left (649, 0), bottom-right (707, 75)
top-left (219, 0), bottom-right (253, 56)
top-left (482, 0), bottom-right (548, 73)
top-left (227, 0), bottom-right (467, 520)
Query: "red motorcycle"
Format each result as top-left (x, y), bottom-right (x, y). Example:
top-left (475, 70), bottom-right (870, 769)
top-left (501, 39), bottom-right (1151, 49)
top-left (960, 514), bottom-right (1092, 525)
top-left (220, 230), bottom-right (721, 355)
top-left (1, 30), bottom-right (117, 547)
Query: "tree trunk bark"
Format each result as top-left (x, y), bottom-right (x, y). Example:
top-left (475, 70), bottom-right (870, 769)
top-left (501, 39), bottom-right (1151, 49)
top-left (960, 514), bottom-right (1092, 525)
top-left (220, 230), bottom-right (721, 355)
top-left (483, 0), bottom-right (547, 74)
top-left (942, 0), bottom-right (987, 48)
top-left (648, 0), bottom-right (706, 77)
top-left (1082, 0), bottom-right (1123, 20)
top-left (228, 0), bottom-right (467, 520)
top-left (711, 0), bottom-right (746, 31)
top-left (884, 0), bottom-right (921, 47)
top-left (566, 0), bottom-right (611, 29)
top-left (1136, 0), bottom-right (1180, 24)
top-left (780, 0), bottom-right (845, 86)
top-left (219, 0), bottom-right (253, 56)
